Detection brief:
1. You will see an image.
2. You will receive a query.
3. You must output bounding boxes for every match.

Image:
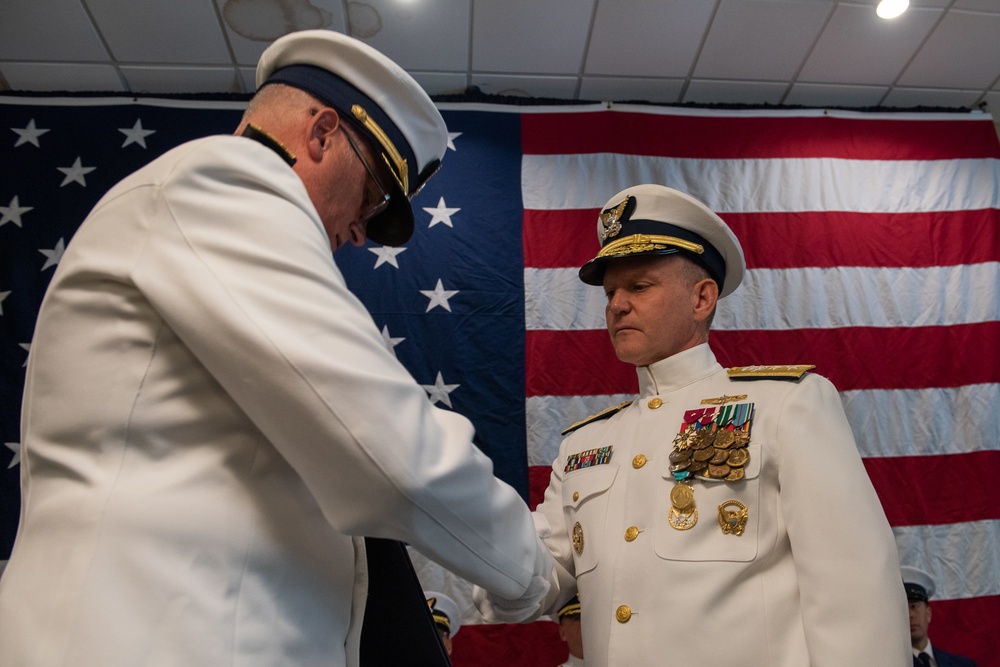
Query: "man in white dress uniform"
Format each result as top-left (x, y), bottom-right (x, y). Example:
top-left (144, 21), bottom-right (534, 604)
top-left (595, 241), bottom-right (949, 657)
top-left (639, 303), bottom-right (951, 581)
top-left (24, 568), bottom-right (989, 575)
top-left (0, 30), bottom-right (553, 666)
top-left (475, 184), bottom-right (909, 666)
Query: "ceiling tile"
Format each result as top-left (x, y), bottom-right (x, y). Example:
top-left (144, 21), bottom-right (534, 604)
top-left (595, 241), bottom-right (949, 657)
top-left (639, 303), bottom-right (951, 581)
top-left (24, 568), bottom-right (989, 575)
top-left (799, 5), bottom-right (942, 86)
top-left (0, 0), bottom-right (107, 61)
top-left (0, 62), bottom-right (125, 92)
top-left (348, 0), bottom-right (469, 71)
top-left (238, 67), bottom-right (257, 94)
top-left (410, 72), bottom-right (470, 97)
top-left (472, 0), bottom-right (595, 74)
top-left (579, 77), bottom-right (684, 104)
top-left (952, 0), bottom-right (1000, 10)
top-left (694, 0), bottom-right (833, 80)
top-left (899, 10), bottom-right (1000, 89)
top-left (120, 66), bottom-right (242, 94)
top-left (882, 87), bottom-right (985, 109)
top-left (585, 0), bottom-right (713, 77)
top-left (216, 0), bottom-right (348, 66)
top-left (785, 82), bottom-right (888, 108)
top-left (470, 74), bottom-right (579, 100)
top-left (683, 79), bottom-right (787, 106)
top-left (86, 0), bottom-right (231, 63)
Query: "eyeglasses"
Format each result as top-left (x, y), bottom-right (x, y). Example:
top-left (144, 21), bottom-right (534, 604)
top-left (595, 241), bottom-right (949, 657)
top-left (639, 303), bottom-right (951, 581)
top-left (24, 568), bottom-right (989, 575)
top-left (342, 126), bottom-right (391, 225)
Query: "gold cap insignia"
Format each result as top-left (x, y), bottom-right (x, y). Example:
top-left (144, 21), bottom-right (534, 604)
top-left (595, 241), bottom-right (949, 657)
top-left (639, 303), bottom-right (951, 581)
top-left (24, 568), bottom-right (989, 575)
top-left (599, 196), bottom-right (633, 242)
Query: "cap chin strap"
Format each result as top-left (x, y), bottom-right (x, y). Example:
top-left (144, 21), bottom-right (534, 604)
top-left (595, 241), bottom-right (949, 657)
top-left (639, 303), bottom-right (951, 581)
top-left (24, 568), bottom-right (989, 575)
top-left (352, 104), bottom-right (407, 193)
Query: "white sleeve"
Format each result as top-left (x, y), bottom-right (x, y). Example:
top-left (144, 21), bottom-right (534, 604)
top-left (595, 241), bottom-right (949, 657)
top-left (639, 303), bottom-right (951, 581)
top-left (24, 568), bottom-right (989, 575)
top-left (777, 374), bottom-right (911, 665)
top-left (130, 139), bottom-right (545, 599)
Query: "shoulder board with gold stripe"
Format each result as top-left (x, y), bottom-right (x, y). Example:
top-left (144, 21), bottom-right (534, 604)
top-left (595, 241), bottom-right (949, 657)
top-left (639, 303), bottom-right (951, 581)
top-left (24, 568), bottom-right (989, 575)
top-left (726, 365), bottom-right (815, 381)
top-left (561, 401), bottom-right (632, 436)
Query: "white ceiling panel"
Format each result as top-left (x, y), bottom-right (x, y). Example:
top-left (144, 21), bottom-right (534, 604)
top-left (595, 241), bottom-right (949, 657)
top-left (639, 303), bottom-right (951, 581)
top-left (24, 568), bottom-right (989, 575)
top-left (216, 0), bottom-right (347, 66)
top-left (694, 0), bottom-right (833, 81)
top-left (784, 82), bottom-right (889, 108)
top-left (0, 0), bottom-right (107, 61)
top-left (472, 0), bottom-right (595, 74)
top-left (883, 87), bottom-right (986, 108)
top-left (683, 79), bottom-right (787, 106)
top-left (898, 10), bottom-right (1000, 89)
top-left (585, 0), bottom-right (713, 77)
top-left (85, 0), bottom-right (231, 63)
top-left (120, 66), bottom-right (242, 95)
top-left (580, 77), bottom-right (685, 104)
top-left (0, 62), bottom-right (125, 92)
top-left (0, 0), bottom-right (996, 112)
top-left (470, 74), bottom-right (579, 99)
top-left (799, 5), bottom-right (942, 85)
top-left (348, 0), bottom-right (469, 71)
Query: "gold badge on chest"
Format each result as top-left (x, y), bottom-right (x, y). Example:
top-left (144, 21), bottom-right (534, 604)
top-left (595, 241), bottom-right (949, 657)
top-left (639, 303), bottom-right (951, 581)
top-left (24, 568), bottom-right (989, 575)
top-left (718, 500), bottom-right (749, 536)
top-left (572, 522), bottom-right (584, 555)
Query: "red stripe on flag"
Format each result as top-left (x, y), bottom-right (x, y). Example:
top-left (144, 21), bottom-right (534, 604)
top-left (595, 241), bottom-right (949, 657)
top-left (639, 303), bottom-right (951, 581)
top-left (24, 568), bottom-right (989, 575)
top-left (865, 451), bottom-right (1000, 526)
top-left (451, 620), bottom-right (566, 667)
top-left (524, 208), bottom-right (1000, 270)
top-left (522, 112), bottom-right (1000, 159)
top-left (526, 323), bottom-right (1000, 396)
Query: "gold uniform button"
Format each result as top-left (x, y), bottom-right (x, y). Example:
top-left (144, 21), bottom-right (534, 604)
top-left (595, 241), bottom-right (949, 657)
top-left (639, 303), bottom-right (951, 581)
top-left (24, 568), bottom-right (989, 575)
top-left (572, 491), bottom-right (580, 501)
top-left (624, 526), bottom-right (639, 542)
top-left (615, 605), bottom-right (632, 623)
top-left (632, 454), bottom-right (647, 469)
top-left (647, 397), bottom-right (663, 409)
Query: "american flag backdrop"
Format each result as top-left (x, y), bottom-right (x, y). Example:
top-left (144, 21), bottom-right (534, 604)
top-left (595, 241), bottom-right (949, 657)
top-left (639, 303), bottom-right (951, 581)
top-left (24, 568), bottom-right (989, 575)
top-left (1, 95), bottom-right (998, 666)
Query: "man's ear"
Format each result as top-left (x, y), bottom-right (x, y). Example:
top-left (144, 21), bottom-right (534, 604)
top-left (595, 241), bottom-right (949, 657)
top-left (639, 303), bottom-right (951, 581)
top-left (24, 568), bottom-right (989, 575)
top-left (306, 107), bottom-right (341, 161)
top-left (692, 277), bottom-right (719, 323)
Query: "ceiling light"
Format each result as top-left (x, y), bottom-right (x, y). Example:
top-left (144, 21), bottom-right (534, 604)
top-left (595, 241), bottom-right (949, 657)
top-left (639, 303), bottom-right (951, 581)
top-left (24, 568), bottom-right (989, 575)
top-left (876, 0), bottom-right (909, 19)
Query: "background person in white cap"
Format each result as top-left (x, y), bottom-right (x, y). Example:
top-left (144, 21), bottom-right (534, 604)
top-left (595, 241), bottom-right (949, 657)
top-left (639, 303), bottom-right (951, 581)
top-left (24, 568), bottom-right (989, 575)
top-left (475, 184), bottom-right (910, 665)
top-left (555, 595), bottom-right (584, 667)
top-left (902, 566), bottom-right (979, 667)
top-left (0, 30), bottom-right (554, 666)
top-left (425, 591), bottom-right (461, 657)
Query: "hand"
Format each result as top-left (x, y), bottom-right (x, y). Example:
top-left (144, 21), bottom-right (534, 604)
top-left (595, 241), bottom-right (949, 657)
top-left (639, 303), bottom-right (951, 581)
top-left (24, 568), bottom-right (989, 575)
top-left (473, 535), bottom-right (554, 623)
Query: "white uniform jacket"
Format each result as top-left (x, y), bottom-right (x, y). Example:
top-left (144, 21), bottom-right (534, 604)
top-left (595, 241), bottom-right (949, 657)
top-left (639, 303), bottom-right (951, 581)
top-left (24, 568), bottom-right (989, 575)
top-left (533, 343), bottom-right (910, 666)
top-left (0, 136), bottom-right (545, 666)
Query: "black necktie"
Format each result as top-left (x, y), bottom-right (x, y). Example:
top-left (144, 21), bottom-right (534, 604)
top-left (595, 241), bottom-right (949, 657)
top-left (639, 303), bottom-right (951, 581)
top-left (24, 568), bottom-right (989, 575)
top-left (916, 652), bottom-right (932, 667)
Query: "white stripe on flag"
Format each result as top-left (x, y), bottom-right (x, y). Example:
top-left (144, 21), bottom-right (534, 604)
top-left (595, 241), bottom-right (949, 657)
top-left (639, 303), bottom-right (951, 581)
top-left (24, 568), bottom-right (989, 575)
top-left (893, 520), bottom-right (1000, 600)
top-left (524, 263), bottom-right (1000, 331)
top-left (844, 384), bottom-right (1000, 459)
top-left (526, 386), bottom-right (999, 469)
top-left (527, 393), bottom-right (635, 467)
top-left (522, 154), bottom-right (1000, 213)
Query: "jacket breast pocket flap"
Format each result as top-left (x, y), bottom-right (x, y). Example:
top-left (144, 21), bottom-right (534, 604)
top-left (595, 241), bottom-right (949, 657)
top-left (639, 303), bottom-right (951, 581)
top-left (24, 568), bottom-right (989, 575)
top-left (561, 464), bottom-right (618, 575)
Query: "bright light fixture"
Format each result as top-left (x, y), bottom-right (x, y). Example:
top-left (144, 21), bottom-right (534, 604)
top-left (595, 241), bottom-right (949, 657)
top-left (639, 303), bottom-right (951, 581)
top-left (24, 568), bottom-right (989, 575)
top-left (876, 0), bottom-right (909, 19)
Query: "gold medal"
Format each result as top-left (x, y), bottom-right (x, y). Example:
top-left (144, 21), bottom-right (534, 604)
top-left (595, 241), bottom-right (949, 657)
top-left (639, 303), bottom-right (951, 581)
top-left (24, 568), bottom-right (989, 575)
top-left (669, 482), bottom-right (698, 530)
top-left (727, 447), bottom-right (749, 467)
top-left (714, 430), bottom-right (736, 449)
top-left (718, 500), bottom-right (748, 536)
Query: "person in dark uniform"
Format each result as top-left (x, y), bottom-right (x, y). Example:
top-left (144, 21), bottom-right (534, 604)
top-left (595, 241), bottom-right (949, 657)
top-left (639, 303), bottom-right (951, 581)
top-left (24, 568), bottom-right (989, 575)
top-left (903, 566), bottom-right (978, 667)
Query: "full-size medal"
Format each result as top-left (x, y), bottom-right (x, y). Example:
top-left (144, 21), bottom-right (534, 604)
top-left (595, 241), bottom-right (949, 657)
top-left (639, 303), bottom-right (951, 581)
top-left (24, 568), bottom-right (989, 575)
top-left (668, 481), bottom-right (698, 530)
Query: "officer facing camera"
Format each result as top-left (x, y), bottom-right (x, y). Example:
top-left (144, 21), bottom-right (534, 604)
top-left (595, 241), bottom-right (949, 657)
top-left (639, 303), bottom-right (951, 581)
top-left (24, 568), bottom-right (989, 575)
top-left (475, 183), bottom-right (910, 666)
